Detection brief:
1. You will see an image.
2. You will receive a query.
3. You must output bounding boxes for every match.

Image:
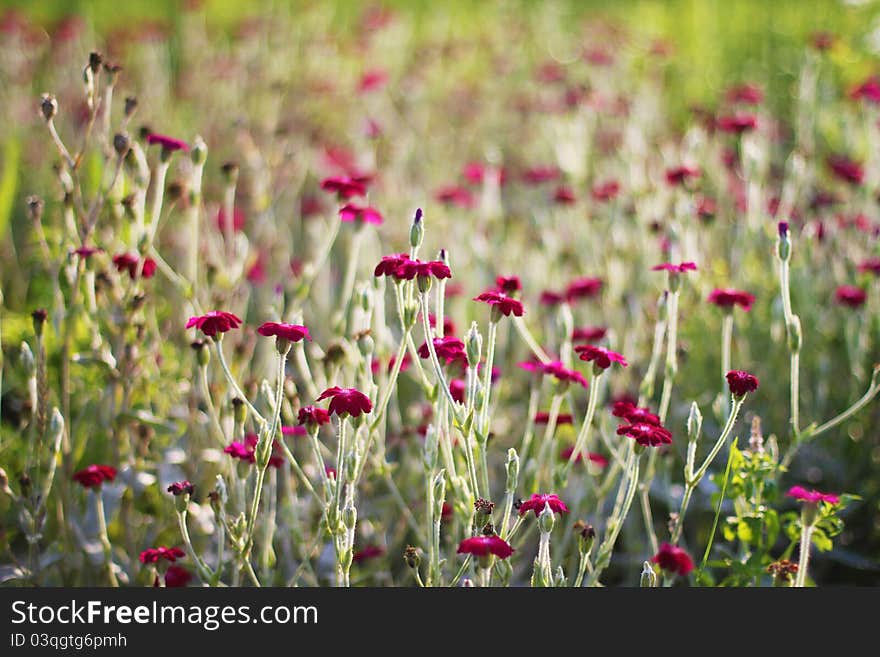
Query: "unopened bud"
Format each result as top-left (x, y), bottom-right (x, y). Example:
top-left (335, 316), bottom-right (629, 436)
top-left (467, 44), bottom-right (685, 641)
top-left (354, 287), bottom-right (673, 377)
top-left (538, 503), bottom-right (555, 534)
top-left (777, 222), bottom-right (791, 261)
top-left (221, 161), bottom-right (239, 185)
top-left (687, 401), bottom-right (702, 443)
top-left (26, 196), bottom-right (44, 222)
top-left (787, 315), bottom-right (802, 353)
top-left (31, 308), bottom-right (48, 337)
top-left (556, 303), bottom-right (573, 344)
top-left (48, 408), bottom-right (64, 442)
top-left (432, 471), bottom-right (446, 517)
top-left (404, 545), bottom-right (421, 570)
top-left (113, 133), bottom-right (130, 157)
top-left (191, 340), bottom-right (210, 367)
top-left (342, 501), bottom-right (357, 530)
top-left (403, 302), bottom-right (419, 328)
top-left (640, 561), bottom-right (658, 587)
top-left (466, 321), bottom-right (482, 368)
top-left (573, 521), bottom-right (595, 555)
top-left (191, 136), bottom-right (207, 166)
top-left (474, 498), bottom-right (495, 527)
top-left (505, 448), bottom-right (519, 493)
top-left (124, 96), bottom-right (138, 118)
top-left (20, 342), bottom-right (35, 377)
top-left (409, 208), bottom-right (424, 249)
top-left (232, 397), bottom-right (247, 425)
top-left (356, 330), bottom-right (374, 358)
top-left (40, 94), bottom-right (58, 121)
top-left (344, 451), bottom-right (357, 483)
top-left (423, 425), bottom-right (438, 471)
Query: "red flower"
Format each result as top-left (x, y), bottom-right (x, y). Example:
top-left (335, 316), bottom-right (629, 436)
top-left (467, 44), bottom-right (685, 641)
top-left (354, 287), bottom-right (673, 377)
top-left (434, 185), bottom-right (475, 209)
top-left (113, 253), bottom-right (156, 279)
top-left (611, 399), bottom-right (638, 418)
top-left (224, 433), bottom-right (284, 468)
top-left (281, 425), bottom-right (307, 437)
top-left (726, 83), bottom-right (763, 105)
top-left (726, 370), bottom-right (759, 397)
top-left (572, 326), bottom-right (607, 342)
top-left (522, 166), bottom-right (560, 185)
top-left (850, 76), bottom-right (880, 104)
top-left (495, 275), bottom-right (522, 295)
top-left (652, 261), bottom-right (698, 274)
top-left (517, 493), bottom-right (569, 517)
top-left (553, 185), bottom-right (576, 204)
top-left (575, 344), bottom-right (628, 370)
top-left (358, 69), bottom-right (388, 94)
top-left (186, 311), bottom-right (243, 338)
top-left (73, 245), bottom-right (102, 259)
top-left (696, 196), bottom-right (717, 220)
top-left (456, 535), bottom-right (514, 559)
top-left (591, 180), bottom-right (620, 202)
top-left (164, 565), bottom-right (193, 587)
top-left (317, 386), bottom-right (373, 417)
top-left (473, 291), bottom-right (524, 317)
top-left (835, 285), bottom-right (866, 307)
top-left (535, 412), bottom-right (573, 425)
top-left (298, 405), bottom-right (331, 427)
top-left (167, 481), bottom-right (194, 496)
top-left (146, 133), bottom-right (189, 152)
top-left (339, 203), bottom-right (383, 225)
top-left (518, 359), bottom-right (588, 388)
top-left (559, 446), bottom-right (608, 467)
top-left (418, 336), bottom-right (466, 364)
top-left (449, 379), bottom-right (466, 404)
top-left (857, 257), bottom-right (880, 275)
top-left (539, 290), bottom-right (566, 306)
top-left (353, 544), bottom-right (386, 563)
top-left (565, 277), bottom-right (603, 302)
top-left (394, 259), bottom-right (452, 281)
top-left (652, 542), bottom-right (694, 576)
top-left (462, 162), bottom-right (486, 185)
top-left (827, 155), bottom-right (864, 186)
top-left (139, 546), bottom-right (186, 564)
top-left (72, 464), bottom-right (117, 489)
top-left (320, 176), bottom-right (368, 200)
top-left (374, 253), bottom-right (411, 278)
top-left (787, 485), bottom-right (840, 505)
top-left (257, 322), bottom-right (311, 342)
top-left (665, 165), bottom-right (700, 187)
top-left (708, 288), bottom-right (755, 311)
top-left (624, 407), bottom-right (661, 425)
top-left (617, 422), bottom-right (673, 447)
top-left (216, 207), bottom-right (245, 232)
top-left (716, 113), bottom-right (758, 134)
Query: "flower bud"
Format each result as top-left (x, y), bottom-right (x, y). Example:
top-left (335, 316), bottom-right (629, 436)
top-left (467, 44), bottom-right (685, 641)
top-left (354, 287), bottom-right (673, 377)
top-left (356, 331), bottom-right (374, 358)
top-left (124, 96), bottom-right (138, 118)
top-left (113, 133), bottom-right (130, 157)
top-left (344, 451), bottom-right (358, 483)
top-left (221, 161), bottom-right (239, 186)
top-left (432, 471), bottom-right (446, 518)
top-left (657, 291), bottom-right (668, 321)
top-left (640, 561), bottom-right (658, 587)
top-left (20, 342), bottom-right (35, 377)
top-left (687, 401), bottom-right (702, 443)
top-left (409, 208), bottom-right (424, 249)
top-left (40, 93), bottom-right (58, 121)
top-left (232, 397), bottom-right (247, 426)
top-left (573, 521), bottom-right (595, 555)
top-left (787, 315), bottom-right (802, 353)
top-left (466, 321), bottom-right (482, 368)
top-left (416, 274), bottom-right (432, 294)
top-left (214, 475), bottom-right (228, 505)
top-left (403, 302), bottom-right (419, 329)
top-left (190, 135), bottom-right (207, 166)
top-left (26, 196), bottom-right (43, 222)
top-left (342, 500), bottom-right (357, 531)
top-left (667, 271), bottom-right (681, 293)
top-left (777, 222), bottom-right (791, 261)
top-left (422, 425), bottom-right (438, 471)
top-left (538, 502), bottom-right (555, 534)
top-left (359, 285), bottom-right (372, 313)
top-left (474, 498), bottom-right (495, 527)
top-left (31, 308), bottom-right (48, 338)
top-left (404, 545), bottom-right (421, 570)
top-left (505, 448), bottom-right (519, 493)
top-left (48, 408), bottom-right (64, 443)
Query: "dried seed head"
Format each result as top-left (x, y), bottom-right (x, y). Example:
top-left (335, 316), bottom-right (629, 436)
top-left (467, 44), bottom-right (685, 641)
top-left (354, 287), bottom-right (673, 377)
top-left (31, 308), bottom-right (48, 336)
top-left (39, 94), bottom-right (58, 121)
top-left (404, 545), bottom-right (421, 570)
top-left (88, 51), bottom-right (104, 73)
top-left (124, 96), bottom-right (138, 118)
top-left (113, 133), bottom-right (130, 157)
top-left (474, 498), bottom-right (495, 518)
top-left (221, 161), bottom-right (240, 185)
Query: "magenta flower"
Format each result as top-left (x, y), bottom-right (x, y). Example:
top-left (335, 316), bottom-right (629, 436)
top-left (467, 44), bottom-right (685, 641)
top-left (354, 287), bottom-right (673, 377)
top-left (591, 180), bottom-right (620, 202)
top-left (553, 185), bottom-right (576, 205)
top-left (827, 155), bottom-right (864, 186)
top-left (517, 493), bottom-right (569, 517)
top-left (572, 326), bottom-right (607, 342)
top-left (787, 486), bottom-right (840, 505)
top-left (166, 481), bottom-right (194, 496)
top-left (297, 405), bottom-right (331, 427)
top-left (186, 311), bottom-right (243, 338)
top-left (139, 546), bottom-right (186, 565)
top-left (317, 387), bottom-right (373, 417)
top-left (113, 253), bottom-right (156, 279)
top-left (73, 245), bottom-right (103, 259)
top-left (565, 277), bottom-right (603, 302)
top-left (850, 76), bottom-right (880, 104)
top-left (357, 69), bottom-right (388, 94)
top-left (652, 542), bottom-right (694, 576)
top-left (449, 379), bottom-right (466, 404)
top-left (539, 290), bottom-right (566, 306)
top-left (374, 253), bottom-right (411, 278)
top-left (495, 275), bottom-right (522, 295)
top-left (418, 336), bottom-right (466, 364)
top-left (224, 433), bottom-right (284, 468)
top-left (535, 411), bottom-right (573, 425)
top-left (726, 370), bottom-right (759, 397)
top-left (857, 258), bottom-right (880, 275)
top-left (216, 207), bottom-right (245, 232)
top-left (394, 259), bottom-right (452, 281)
top-left (320, 176), bottom-right (368, 200)
top-left (339, 203), bottom-right (383, 225)
top-left (624, 407), bottom-right (661, 425)
top-left (653, 261), bottom-right (698, 274)
top-left (146, 133), bottom-right (189, 152)
top-left (835, 285), bottom-right (866, 307)
top-left (517, 359), bottom-right (588, 388)
top-left (72, 464), bottom-right (117, 489)
top-left (353, 544), bottom-right (386, 563)
top-left (163, 565), bottom-right (192, 587)
top-left (281, 425), bottom-right (307, 437)
top-left (726, 83), bottom-right (764, 105)
top-left (522, 165), bottom-right (560, 185)
top-left (665, 165), bottom-right (700, 187)
top-left (617, 422), bottom-right (673, 447)
top-left (574, 344), bottom-right (628, 370)
top-left (473, 291), bottom-right (524, 317)
top-left (434, 185), bottom-right (475, 209)
top-left (456, 535), bottom-right (514, 559)
top-left (462, 162), bottom-right (486, 185)
top-left (708, 288), bottom-right (755, 311)
top-left (716, 113), bottom-right (758, 134)
top-left (257, 322), bottom-right (311, 342)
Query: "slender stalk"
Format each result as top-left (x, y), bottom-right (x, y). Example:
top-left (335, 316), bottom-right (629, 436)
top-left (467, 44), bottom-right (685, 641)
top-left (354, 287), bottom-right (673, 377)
top-left (513, 316), bottom-right (552, 364)
top-left (214, 339), bottom-right (266, 425)
top-left (720, 312), bottom-right (733, 384)
top-left (93, 490), bottom-right (118, 587)
top-left (794, 521), bottom-right (814, 588)
top-left (564, 373), bottom-right (598, 478)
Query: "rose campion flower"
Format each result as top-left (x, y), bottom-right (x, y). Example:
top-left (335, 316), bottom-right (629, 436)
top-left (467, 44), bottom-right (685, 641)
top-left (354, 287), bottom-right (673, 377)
top-left (224, 433), bottom-right (284, 468)
top-left (726, 83), bottom-right (763, 105)
top-left (786, 485), bottom-right (840, 505)
top-left (167, 481), bottom-right (194, 496)
top-left (320, 176), bottom-right (368, 199)
top-left (495, 275), bottom-right (522, 295)
top-left (434, 185), bottom-right (475, 209)
top-left (462, 161), bottom-right (486, 185)
top-left (827, 155), bottom-right (864, 186)
top-left (517, 493), bottom-right (569, 516)
top-left (417, 336), bottom-right (466, 364)
top-left (574, 344), bottom-right (628, 370)
top-left (708, 288), bottom-right (755, 311)
top-left (216, 207), bottom-right (245, 232)
top-left (652, 261), bottom-right (698, 274)
top-left (473, 291), bottom-right (524, 318)
top-left (139, 546), bottom-right (186, 564)
top-left (665, 165), bottom-right (700, 187)
top-left (616, 422), bottom-right (673, 447)
top-left (186, 311), bottom-right (243, 338)
top-left (591, 180), bottom-right (620, 202)
top-left (572, 326), bottom-right (607, 342)
top-left (163, 565), bottom-right (193, 587)
top-left (72, 464), bottom-right (117, 489)
top-left (534, 411), bottom-right (573, 425)
top-left (552, 185), bottom-right (576, 204)
top-left (518, 359), bottom-right (588, 388)
top-left (456, 535), bottom-right (514, 559)
top-left (352, 544), bottom-right (386, 563)
top-left (716, 113), bottom-right (758, 134)
top-left (652, 542), bottom-right (694, 576)
top-left (857, 258), bottom-right (880, 275)
top-left (317, 386), bottom-right (373, 417)
top-left (145, 133), bottom-right (189, 152)
top-left (73, 245), bottom-right (103, 259)
top-left (281, 425), bottom-right (307, 437)
top-left (565, 277), bottom-right (603, 302)
top-left (257, 322), bottom-right (311, 342)
top-left (113, 253), bottom-right (156, 279)
top-left (394, 259), bottom-right (452, 282)
top-left (559, 446), bottom-right (608, 467)
top-left (726, 370), bottom-right (759, 398)
top-left (835, 285), bottom-right (866, 307)
top-left (339, 203), bottom-right (383, 225)
top-left (522, 165), bottom-right (560, 185)
top-left (849, 76), bottom-right (880, 104)
top-left (297, 405), bottom-right (331, 427)
top-left (449, 379), bottom-right (466, 404)
top-left (374, 253), bottom-right (411, 278)
top-left (357, 69), bottom-right (388, 94)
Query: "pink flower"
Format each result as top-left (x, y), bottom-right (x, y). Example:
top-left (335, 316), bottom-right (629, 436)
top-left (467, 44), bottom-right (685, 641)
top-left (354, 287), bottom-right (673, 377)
top-left (665, 165), bottom-right (700, 187)
top-left (164, 565), bottom-right (193, 587)
top-left (394, 259), bottom-right (452, 282)
top-left (787, 485), bottom-right (840, 505)
top-left (696, 196), bottom-right (717, 220)
top-left (726, 83), bottom-right (763, 105)
top-left (572, 326), bottom-right (607, 342)
top-left (473, 291), bottom-right (524, 317)
top-left (72, 245), bottom-right (103, 259)
top-left (113, 253), bottom-right (156, 279)
top-left (652, 542), bottom-right (694, 576)
top-left (418, 337), bottom-right (466, 364)
top-left (456, 535), bottom-right (514, 559)
top-left (522, 166), bottom-right (560, 185)
top-left (186, 311), bottom-right (243, 338)
top-left (139, 546), bottom-right (186, 564)
top-left (495, 275), bottom-right (522, 295)
top-left (166, 481), bottom-right (194, 496)
top-left (726, 370), bottom-right (759, 397)
top-left (146, 133), bottom-right (189, 152)
top-left (358, 69), bottom-right (388, 94)
top-left (652, 261), bottom-right (698, 274)
top-left (624, 407), bottom-right (661, 425)
top-left (574, 344), bottom-right (628, 370)
top-left (535, 412), bottom-right (573, 425)
top-left (539, 290), bottom-right (567, 306)
top-left (353, 544), bottom-right (386, 563)
top-left (72, 464), bottom-right (117, 489)
top-left (559, 446), bottom-right (608, 467)
top-left (216, 207), bottom-right (245, 232)
top-left (449, 379), bottom-right (466, 404)
top-left (591, 180), bottom-right (620, 202)
top-left (434, 185), bottom-right (475, 209)
top-left (257, 322), bottom-right (311, 342)
top-left (339, 203), bottom-right (383, 225)
top-left (835, 285), bottom-right (866, 307)
top-left (320, 176), bottom-right (368, 200)
top-left (708, 288), bottom-right (755, 311)
top-left (224, 434), bottom-right (284, 468)
top-left (716, 113), bottom-right (758, 134)
top-left (517, 493), bottom-right (569, 517)
top-left (850, 76), bottom-right (880, 104)
top-left (517, 359), bottom-right (588, 388)
top-left (617, 422), bottom-right (673, 447)
top-left (857, 257), bottom-right (880, 275)
top-left (827, 155), bottom-right (864, 186)
top-left (565, 277), bottom-right (603, 302)
top-left (317, 387), bottom-right (373, 417)
top-left (462, 162), bottom-right (486, 186)
top-left (374, 253), bottom-right (411, 278)
top-left (281, 425), bottom-right (307, 437)
top-left (552, 185), bottom-right (576, 205)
